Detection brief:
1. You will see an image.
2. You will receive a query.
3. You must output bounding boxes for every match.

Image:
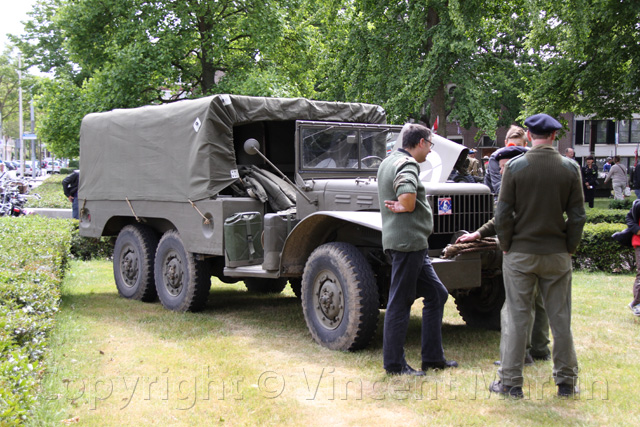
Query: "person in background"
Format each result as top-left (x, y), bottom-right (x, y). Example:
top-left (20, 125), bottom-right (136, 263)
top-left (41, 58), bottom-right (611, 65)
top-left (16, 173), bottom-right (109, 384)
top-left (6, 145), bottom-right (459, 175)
top-left (62, 170), bottom-right (80, 219)
top-left (377, 123), bottom-right (457, 376)
top-left (604, 156), bottom-right (627, 200)
top-left (467, 149), bottom-right (483, 180)
top-left (564, 147), bottom-right (577, 162)
top-left (581, 155), bottom-right (598, 208)
top-left (626, 199), bottom-right (640, 317)
top-left (484, 125), bottom-right (528, 198)
top-left (491, 113), bottom-right (585, 399)
top-left (603, 157), bottom-right (612, 173)
top-left (632, 163), bottom-right (640, 200)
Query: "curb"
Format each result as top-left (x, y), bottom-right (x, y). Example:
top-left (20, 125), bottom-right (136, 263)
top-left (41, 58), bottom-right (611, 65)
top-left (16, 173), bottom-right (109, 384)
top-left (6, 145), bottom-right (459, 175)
top-left (30, 208), bottom-right (73, 219)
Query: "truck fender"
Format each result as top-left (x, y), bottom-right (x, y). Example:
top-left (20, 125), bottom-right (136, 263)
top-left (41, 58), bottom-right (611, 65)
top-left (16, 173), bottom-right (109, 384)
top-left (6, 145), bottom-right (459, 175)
top-left (280, 211), bottom-right (382, 276)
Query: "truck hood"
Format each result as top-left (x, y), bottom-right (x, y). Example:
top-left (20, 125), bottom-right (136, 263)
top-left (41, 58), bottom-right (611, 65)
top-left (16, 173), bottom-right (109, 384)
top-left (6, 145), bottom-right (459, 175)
top-left (391, 126), bottom-right (468, 183)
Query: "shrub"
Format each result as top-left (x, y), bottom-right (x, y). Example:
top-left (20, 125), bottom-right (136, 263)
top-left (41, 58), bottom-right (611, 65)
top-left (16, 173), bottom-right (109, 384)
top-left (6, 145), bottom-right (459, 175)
top-left (573, 222), bottom-right (635, 273)
top-left (585, 208), bottom-right (628, 224)
top-left (0, 216), bottom-right (72, 424)
top-left (59, 167), bottom-right (74, 175)
top-left (68, 159), bottom-right (79, 168)
top-left (609, 198), bottom-right (633, 210)
top-left (69, 220), bottom-right (114, 260)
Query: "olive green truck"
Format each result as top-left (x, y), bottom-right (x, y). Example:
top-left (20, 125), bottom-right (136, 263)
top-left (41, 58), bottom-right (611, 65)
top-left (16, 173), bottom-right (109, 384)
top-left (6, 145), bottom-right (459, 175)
top-left (79, 95), bottom-right (502, 351)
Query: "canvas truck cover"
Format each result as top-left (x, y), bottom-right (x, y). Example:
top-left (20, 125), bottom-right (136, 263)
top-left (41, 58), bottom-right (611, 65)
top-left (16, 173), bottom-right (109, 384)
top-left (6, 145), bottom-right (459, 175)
top-left (79, 95), bottom-right (386, 202)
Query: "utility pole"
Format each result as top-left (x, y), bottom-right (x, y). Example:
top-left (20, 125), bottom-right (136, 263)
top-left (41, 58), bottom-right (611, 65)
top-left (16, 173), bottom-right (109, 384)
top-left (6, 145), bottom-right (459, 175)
top-left (18, 53), bottom-right (25, 177)
top-left (30, 98), bottom-right (36, 175)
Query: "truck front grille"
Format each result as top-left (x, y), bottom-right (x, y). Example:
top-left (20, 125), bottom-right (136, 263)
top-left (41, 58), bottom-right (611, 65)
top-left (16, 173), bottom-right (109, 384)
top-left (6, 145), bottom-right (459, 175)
top-left (429, 193), bottom-right (494, 235)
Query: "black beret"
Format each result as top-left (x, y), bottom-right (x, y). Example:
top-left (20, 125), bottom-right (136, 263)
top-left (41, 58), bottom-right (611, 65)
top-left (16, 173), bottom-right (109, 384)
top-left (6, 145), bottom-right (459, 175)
top-left (524, 113), bottom-right (562, 134)
top-left (495, 146), bottom-right (528, 161)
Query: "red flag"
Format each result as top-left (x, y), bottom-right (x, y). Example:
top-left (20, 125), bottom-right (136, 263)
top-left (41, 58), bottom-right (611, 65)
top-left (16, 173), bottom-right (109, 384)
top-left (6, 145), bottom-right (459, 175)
top-left (432, 116), bottom-right (439, 134)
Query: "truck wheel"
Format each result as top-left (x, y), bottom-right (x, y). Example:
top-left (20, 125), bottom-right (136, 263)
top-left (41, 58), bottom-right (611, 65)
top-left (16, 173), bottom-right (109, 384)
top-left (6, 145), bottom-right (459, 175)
top-left (453, 272), bottom-right (504, 331)
top-left (301, 242), bottom-right (379, 351)
top-left (244, 278), bottom-right (287, 293)
top-left (113, 224), bottom-right (159, 302)
top-left (154, 230), bottom-right (211, 312)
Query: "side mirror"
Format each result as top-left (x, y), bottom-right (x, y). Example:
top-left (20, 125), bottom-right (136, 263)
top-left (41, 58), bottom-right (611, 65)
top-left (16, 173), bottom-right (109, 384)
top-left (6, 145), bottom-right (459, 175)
top-left (244, 138), bottom-right (261, 155)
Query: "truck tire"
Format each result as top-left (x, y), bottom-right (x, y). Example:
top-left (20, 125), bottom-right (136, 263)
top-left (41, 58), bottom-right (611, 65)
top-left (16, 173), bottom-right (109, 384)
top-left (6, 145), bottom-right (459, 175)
top-left (301, 242), bottom-right (379, 351)
top-left (453, 272), bottom-right (504, 331)
top-left (113, 224), bottom-right (159, 302)
top-left (154, 230), bottom-right (211, 312)
top-left (244, 278), bottom-right (287, 293)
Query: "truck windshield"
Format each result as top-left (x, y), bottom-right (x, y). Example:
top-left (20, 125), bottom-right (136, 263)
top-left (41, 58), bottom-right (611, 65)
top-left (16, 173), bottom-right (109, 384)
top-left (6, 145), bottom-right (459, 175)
top-left (300, 125), bottom-right (401, 171)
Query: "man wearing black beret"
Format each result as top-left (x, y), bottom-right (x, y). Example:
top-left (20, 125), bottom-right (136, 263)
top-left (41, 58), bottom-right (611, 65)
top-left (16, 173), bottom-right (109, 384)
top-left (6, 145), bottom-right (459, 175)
top-left (491, 113), bottom-right (586, 398)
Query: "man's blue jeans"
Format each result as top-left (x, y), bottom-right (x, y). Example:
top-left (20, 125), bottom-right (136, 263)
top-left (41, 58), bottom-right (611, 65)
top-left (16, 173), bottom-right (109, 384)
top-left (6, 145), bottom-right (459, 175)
top-left (383, 249), bottom-right (449, 372)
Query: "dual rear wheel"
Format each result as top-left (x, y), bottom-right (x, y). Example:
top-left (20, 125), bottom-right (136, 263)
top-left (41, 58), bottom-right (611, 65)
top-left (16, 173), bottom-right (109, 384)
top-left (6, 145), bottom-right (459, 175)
top-left (113, 225), bottom-right (210, 312)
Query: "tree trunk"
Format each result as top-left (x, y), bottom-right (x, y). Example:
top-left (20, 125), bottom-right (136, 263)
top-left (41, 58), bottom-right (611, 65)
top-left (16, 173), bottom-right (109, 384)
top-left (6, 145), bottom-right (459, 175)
top-left (425, 6), bottom-right (448, 138)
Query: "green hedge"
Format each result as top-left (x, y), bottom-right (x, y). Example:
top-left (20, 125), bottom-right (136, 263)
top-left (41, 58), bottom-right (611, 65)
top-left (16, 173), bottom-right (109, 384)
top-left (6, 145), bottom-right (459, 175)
top-left (59, 167), bottom-right (74, 175)
top-left (0, 216), bottom-right (72, 425)
top-left (69, 220), bottom-right (115, 260)
top-left (573, 222), bottom-right (635, 273)
top-left (585, 208), bottom-right (628, 224)
top-left (609, 198), bottom-right (633, 210)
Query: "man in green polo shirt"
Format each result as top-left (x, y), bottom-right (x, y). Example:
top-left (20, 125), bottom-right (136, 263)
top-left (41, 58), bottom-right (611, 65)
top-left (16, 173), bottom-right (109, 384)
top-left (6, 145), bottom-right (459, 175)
top-left (491, 114), bottom-right (586, 398)
top-left (377, 123), bottom-right (457, 376)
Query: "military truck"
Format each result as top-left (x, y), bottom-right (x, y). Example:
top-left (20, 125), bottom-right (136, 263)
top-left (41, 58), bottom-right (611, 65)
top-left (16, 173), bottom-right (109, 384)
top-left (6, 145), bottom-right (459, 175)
top-left (79, 95), bottom-right (502, 351)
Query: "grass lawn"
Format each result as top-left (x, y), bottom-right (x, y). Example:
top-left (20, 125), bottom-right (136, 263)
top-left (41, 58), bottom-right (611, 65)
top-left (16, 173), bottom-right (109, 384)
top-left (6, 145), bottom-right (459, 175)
top-left (29, 260), bottom-right (639, 426)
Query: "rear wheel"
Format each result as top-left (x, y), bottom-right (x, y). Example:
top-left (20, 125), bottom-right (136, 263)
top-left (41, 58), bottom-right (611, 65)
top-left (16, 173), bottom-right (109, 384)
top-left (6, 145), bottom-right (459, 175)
top-left (301, 242), bottom-right (379, 351)
top-left (244, 278), bottom-right (287, 294)
top-left (154, 230), bottom-right (211, 312)
top-left (453, 271), bottom-right (504, 331)
top-left (113, 224), bottom-right (159, 301)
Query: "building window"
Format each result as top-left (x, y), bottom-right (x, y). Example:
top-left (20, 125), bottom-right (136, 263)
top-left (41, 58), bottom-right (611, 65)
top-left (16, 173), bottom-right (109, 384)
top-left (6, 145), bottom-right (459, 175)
top-left (631, 120), bottom-right (640, 144)
top-left (617, 119), bottom-right (640, 144)
top-left (583, 120), bottom-right (615, 145)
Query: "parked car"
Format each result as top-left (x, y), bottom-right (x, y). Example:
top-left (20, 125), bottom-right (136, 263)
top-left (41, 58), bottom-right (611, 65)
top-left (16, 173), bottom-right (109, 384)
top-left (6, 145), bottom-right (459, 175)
top-left (22, 163), bottom-right (42, 177)
top-left (45, 160), bottom-right (59, 173)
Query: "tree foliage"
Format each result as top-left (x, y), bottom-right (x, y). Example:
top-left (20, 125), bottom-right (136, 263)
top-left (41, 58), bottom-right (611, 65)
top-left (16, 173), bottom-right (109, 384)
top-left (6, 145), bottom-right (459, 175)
top-left (9, 0), bottom-right (640, 156)
top-left (522, 0), bottom-right (640, 119)
top-left (0, 51), bottom-right (40, 141)
top-left (316, 0), bottom-right (534, 138)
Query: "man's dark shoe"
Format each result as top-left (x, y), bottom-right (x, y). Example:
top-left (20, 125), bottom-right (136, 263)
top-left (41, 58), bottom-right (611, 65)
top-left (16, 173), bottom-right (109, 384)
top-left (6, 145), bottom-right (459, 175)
top-left (489, 381), bottom-right (524, 399)
top-left (386, 364), bottom-right (425, 377)
top-left (531, 353), bottom-right (551, 362)
top-left (557, 383), bottom-right (579, 397)
top-left (422, 360), bottom-right (459, 371)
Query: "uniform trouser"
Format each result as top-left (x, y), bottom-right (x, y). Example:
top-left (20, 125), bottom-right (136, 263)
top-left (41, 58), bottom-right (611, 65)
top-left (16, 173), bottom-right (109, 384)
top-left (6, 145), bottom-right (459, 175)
top-left (633, 247), bottom-right (640, 307)
top-left (383, 249), bottom-right (449, 372)
top-left (498, 252), bottom-right (578, 388)
top-left (499, 287), bottom-right (550, 360)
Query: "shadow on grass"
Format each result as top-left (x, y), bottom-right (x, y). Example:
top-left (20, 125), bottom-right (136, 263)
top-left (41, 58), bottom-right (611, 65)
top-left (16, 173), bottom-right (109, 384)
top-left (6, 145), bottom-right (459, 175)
top-left (60, 281), bottom-right (501, 364)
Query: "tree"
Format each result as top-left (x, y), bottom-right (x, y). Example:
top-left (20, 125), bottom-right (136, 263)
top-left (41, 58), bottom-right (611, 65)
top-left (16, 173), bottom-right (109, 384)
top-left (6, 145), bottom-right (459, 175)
top-left (0, 50), bottom-right (39, 144)
top-left (522, 0), bottom-right (640, 120)
top-left (318, 0), bottom-right (532, 139)
top-left (13, 0), bottom-right (323, 156)
top-left (0, 51), bottom-right (21, 139)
